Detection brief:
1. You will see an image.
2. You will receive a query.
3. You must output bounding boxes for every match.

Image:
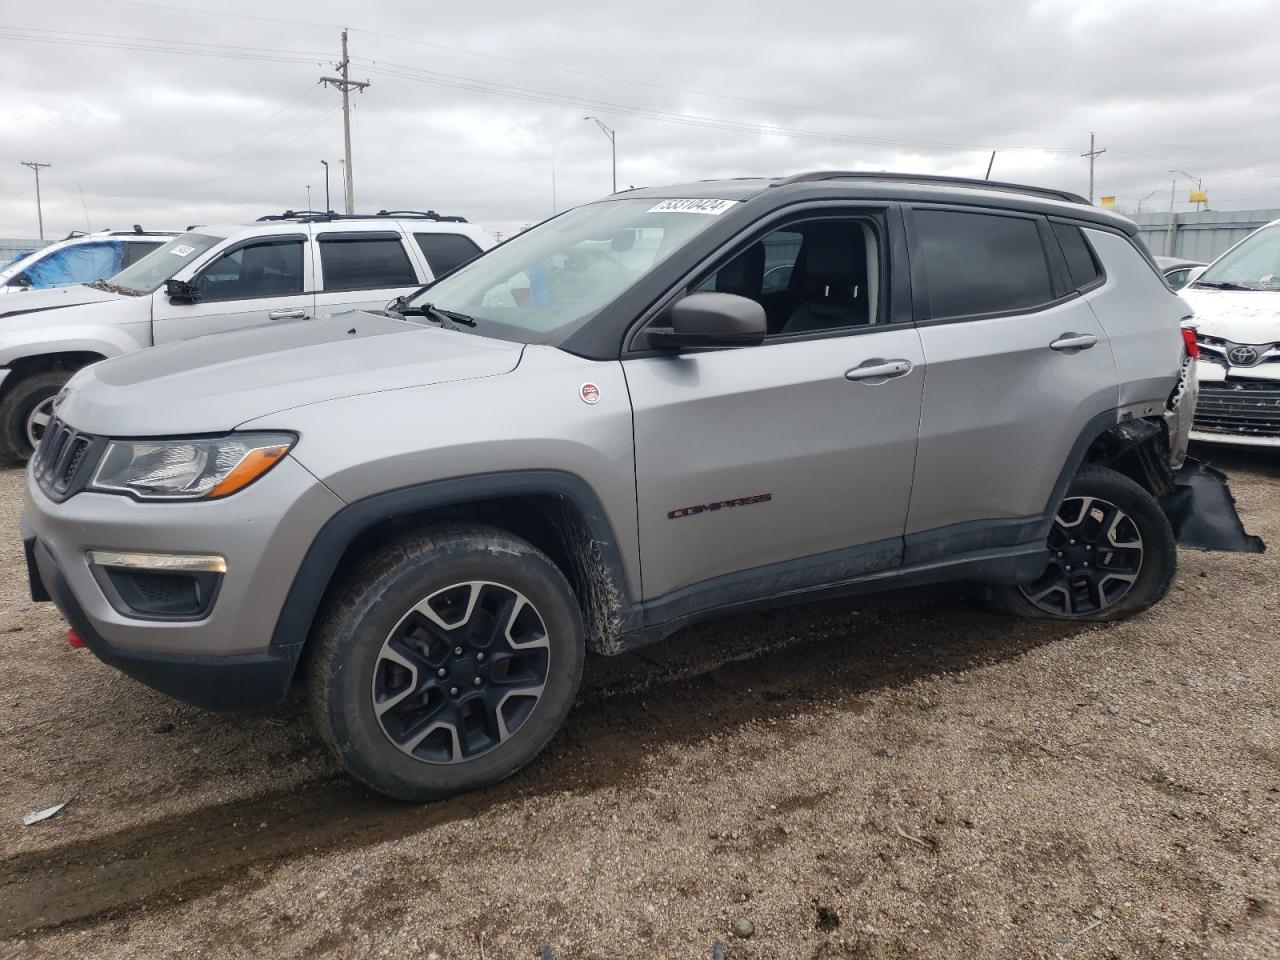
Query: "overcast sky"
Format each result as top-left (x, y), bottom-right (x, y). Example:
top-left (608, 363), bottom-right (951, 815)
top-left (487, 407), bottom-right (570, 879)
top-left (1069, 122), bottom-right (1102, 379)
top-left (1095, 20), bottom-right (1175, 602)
top-left (3, 0), bottom-right (1278, 240)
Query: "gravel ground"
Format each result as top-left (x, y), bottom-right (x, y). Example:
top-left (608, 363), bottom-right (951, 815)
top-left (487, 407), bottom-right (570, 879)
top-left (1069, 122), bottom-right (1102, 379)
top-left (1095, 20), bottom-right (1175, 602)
top-left (1, 445), bottom-right (1276, 959)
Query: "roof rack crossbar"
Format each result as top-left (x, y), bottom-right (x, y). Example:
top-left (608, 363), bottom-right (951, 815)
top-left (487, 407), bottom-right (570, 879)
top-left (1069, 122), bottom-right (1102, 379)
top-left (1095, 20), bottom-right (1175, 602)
top-left (770, 171), bottom-right (1088, 205)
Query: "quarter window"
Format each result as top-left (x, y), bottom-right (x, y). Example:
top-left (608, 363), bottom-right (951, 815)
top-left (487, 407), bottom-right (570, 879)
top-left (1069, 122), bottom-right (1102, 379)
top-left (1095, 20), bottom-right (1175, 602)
top-left (193, 238), bottom-right (304, 301)
top-left (1052, 222), bottom-right (1102, 289)
top-left (914, 209), bottom-right (1054, 319)
top-left (319, 234), bottom-right (417, 291)
top-left (414, 232), bottom-right (483, 278)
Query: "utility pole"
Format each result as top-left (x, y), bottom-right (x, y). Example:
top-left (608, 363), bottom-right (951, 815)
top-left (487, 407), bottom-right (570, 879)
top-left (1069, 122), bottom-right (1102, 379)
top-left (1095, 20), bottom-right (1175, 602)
top-left (320, 160), bottom-right (331, 212)
top-left (583, 116), bottom-right (617, 194)
top-left (1165, 177), bottom-right (1177, 257)
top-left (20, 161), bottom-right (51, 239)
top-left (320, 30), bottom-right (370, 215)
top-left (1081, 133), bottom-right (1106, 204)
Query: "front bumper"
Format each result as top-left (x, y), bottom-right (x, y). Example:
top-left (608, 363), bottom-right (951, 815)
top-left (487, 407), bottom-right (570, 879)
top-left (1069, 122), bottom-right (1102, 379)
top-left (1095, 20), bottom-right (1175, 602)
top-left (1190, 362), bottom-right (1280, 446)
top-left (22, 454), bottom-right (345, 711)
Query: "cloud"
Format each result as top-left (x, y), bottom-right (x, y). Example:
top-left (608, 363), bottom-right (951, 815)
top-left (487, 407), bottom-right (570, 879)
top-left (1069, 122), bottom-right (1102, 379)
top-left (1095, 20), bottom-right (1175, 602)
top-left (2, 0), bottom-right (1278, 240)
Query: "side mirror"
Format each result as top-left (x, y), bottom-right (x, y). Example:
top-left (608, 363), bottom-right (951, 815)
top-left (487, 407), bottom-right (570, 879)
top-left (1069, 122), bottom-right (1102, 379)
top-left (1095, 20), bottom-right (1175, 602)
top-left (650, 292), bottom-right (767, 350)
top-left (165, 278), bottom-right (200, 304)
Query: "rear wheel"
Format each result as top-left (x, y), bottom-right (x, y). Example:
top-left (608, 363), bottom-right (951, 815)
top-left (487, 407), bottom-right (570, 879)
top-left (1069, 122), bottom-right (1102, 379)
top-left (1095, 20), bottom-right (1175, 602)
top-left (307, 525), bottom-right (585, 801)
top-left (0, 370), bottom-right (70, 464)
top-left (987, 464), bottom-right (1176, 621)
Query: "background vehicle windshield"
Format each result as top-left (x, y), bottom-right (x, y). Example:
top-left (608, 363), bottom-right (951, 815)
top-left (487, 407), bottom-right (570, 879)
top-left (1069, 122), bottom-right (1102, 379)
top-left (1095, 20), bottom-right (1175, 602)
top-left (109, 232), bottom-right (222, 295)
top-left (408, 198), bottom-right (730, 343)
top-left (1196, 223), bottom-right (1280, 290)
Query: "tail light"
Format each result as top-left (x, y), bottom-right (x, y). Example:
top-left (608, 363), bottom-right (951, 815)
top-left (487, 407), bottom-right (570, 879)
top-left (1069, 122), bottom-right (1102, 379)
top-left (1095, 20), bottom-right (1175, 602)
top-left (1181, 326), bottom-right (1199, 359)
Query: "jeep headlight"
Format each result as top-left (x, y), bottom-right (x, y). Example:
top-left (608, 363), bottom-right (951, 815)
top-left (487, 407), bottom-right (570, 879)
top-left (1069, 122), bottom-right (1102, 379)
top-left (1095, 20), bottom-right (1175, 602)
top-left (89, 433), bottom-right (295, 500)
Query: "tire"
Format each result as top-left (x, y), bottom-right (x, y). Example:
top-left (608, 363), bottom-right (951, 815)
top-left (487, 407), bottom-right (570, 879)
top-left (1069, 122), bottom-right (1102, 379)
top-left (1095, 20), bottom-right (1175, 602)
top-left (307, 524), bottom-right (585, 801)
top-left (986, 464), bottom-right (1176, 622)
top-left (0, 370), bottom-right (71, 464)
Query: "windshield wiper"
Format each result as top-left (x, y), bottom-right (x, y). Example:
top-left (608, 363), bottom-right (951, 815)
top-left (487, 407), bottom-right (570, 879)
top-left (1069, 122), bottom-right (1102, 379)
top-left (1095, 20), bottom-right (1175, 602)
top-left (1192, 280), bottom-right (1256, 291)
top-left (394, 301), bottom-right (477, 328)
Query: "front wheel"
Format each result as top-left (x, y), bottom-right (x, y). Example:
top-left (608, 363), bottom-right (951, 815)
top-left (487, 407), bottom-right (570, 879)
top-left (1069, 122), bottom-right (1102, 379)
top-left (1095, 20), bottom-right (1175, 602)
top-left (307, 524), bottom-right (585, 801)
top-left (987, 464), bottom-right (1176, 621)
top-left (0, 370), bottom-right (71, 463)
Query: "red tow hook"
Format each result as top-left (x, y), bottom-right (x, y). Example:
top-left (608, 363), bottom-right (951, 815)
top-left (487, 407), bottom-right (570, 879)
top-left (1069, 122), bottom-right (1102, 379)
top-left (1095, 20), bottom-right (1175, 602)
top-left (66, 629), bottom-right (86, 649)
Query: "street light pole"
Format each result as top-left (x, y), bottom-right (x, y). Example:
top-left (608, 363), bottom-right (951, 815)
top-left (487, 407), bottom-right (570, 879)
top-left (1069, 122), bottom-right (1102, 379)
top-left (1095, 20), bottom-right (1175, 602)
top-left (1166, 169), bottom-right (1199, 257)
top-left (321, 160), bottom-right (331, 212)
top-left (583, 116), bottom-right (616, 194)
top-left (20, 161), bottom-right (51, 240)
top-left (1136, 188), bottom-right (1160, 215)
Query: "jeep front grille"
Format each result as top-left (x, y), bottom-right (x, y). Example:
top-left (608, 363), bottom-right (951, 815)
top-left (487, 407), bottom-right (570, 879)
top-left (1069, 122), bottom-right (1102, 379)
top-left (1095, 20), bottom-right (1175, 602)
top-left (33, 418), bottom-right (103, 500)
top-left (1193, 380), bottom-right (1280, 438)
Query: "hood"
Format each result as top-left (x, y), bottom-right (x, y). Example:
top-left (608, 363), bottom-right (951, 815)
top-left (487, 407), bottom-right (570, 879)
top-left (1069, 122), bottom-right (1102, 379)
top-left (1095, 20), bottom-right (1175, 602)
top-left (1180, 287), bottom-right (1280, 344)
top-left (57, 312), bottom-right (524, 436)
top-left (0, 283), bottom-right (121, 318)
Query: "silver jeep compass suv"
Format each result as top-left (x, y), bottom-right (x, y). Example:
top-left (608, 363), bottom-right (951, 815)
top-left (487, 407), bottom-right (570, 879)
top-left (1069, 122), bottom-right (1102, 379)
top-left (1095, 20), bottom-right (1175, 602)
top-left (23, 172), bottom-right (1197, 801)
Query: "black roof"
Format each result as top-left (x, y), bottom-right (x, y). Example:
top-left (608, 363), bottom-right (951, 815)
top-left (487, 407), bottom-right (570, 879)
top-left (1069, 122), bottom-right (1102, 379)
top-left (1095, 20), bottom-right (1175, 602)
top-left (611, 171), bottom-right (1134, 233)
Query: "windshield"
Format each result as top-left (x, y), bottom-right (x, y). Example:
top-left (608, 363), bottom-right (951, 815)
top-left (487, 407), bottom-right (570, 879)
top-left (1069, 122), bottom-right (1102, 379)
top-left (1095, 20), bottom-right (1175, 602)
top-left (406, 198), bottom-right (734, 343)
top-left (108, 232), bottom-right (222, 295)
top-left (1195, 223), bottom-right (1280, 291)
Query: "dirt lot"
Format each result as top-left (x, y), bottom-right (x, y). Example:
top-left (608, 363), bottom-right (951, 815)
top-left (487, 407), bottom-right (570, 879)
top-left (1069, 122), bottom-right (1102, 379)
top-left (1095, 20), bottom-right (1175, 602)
top-left (1, 446), bottom-right (1277, 960)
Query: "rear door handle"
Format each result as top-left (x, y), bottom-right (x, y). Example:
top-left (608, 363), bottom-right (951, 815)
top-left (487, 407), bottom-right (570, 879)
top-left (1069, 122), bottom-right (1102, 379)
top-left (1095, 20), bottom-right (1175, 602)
top-left (268, 309), bottom-right (307, 321)
top-left (845, 358), bottom-right (913, 383)
top-left (1049, 332), bottom-right (1098, 352)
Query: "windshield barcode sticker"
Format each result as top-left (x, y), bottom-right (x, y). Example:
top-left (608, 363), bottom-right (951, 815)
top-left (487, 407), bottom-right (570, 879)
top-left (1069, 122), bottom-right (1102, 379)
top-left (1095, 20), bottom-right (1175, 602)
top-left (647, 199), bottom-right (737, 215)
top-left (170, 244), bottom-right (196, 257)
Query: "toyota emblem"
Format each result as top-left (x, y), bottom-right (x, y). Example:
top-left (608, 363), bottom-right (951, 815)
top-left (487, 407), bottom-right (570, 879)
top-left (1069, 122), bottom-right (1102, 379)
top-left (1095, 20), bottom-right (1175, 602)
top-left (1227, 344), bottom-right (1260, 366)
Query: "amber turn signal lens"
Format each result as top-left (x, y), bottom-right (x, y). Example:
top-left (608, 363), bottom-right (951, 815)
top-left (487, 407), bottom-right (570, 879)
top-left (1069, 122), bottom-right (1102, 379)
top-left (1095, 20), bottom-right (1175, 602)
top-left (206, 444), bottom-right (291, 499)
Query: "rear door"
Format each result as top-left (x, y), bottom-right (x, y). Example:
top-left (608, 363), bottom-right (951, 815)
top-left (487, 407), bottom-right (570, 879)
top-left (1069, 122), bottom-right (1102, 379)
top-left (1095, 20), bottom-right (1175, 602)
top-left (152, 232), bottom-right (314, 343)
top-left (312, 227), bottom-right (424, 316)
top-left (903, 205), bottom-right (1119, 561)
top-left (624, 206), bottom-right (925, 611)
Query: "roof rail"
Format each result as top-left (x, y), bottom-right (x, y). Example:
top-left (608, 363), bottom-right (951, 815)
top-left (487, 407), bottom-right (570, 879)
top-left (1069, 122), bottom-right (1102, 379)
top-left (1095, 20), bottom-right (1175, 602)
top-left (770, 171), bottom-right (1088, 205)
top-left (255, 209), bottom-right (469, 224)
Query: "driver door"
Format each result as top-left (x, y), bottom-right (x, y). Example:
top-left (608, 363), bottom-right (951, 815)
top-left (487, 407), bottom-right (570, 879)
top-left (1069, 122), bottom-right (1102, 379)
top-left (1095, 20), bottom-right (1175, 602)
top-left (152, 232), bottom-right (314, 344)
top-left (623, 208), bottom-right (925, 614)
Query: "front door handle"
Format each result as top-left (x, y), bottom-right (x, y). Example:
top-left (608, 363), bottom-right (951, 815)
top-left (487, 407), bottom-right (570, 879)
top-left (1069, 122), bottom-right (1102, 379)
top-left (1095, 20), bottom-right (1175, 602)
top-left (1049, 332), bottom-right (1098, 352)
top-left (845, 358), bottom-right (913, 383)
top-left (268, 309), bottom-right (307, 321)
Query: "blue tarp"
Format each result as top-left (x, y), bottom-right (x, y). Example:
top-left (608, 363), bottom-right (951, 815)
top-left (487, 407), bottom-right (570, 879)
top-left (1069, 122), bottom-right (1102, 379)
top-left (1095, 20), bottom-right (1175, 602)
top-left (23, 241), bottom-right (125, 288)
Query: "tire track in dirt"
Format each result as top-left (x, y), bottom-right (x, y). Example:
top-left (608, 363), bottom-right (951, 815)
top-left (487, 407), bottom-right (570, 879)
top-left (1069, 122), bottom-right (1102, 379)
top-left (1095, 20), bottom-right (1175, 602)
top-left (0, 596), bottom-right (1072, 939)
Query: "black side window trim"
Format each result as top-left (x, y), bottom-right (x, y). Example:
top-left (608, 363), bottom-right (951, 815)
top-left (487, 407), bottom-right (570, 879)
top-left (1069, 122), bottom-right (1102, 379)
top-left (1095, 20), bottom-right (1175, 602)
top-left (621, 201), bottom-right (912, 358)
top-left (1047, 217), bottom-right (1108, 294)
top-left (903, 204), bottom-right (1072, 326)
top-left (189, 234), bottom-right (308, 304)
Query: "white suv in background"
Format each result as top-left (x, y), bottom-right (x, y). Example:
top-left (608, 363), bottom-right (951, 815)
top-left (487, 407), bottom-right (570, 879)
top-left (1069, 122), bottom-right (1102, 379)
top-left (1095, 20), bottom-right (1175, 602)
top-left (0, 228), bottom-right (175, 294)
top-left (1181, 218), bottom-right (1280, 447)
top-left (0, 210), bottom-right (495, 462)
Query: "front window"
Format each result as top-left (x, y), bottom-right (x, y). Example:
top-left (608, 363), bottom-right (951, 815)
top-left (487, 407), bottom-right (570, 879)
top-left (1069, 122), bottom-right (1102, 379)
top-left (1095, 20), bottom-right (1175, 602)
top-left (406, 198), bottom-right (731, 343)
top-left (109, 232), bottom-right (222, 295)
top-left (1195, 223), bottom-right (1280, 291)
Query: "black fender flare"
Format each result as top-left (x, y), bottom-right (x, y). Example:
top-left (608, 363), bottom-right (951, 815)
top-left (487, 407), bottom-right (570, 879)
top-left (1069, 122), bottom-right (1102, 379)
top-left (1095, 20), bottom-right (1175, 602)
top-left (268, 469), bottom-right (640, 653)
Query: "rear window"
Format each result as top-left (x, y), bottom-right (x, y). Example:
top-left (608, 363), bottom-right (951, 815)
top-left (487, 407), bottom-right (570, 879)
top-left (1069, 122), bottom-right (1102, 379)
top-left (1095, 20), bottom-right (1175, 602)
top-left (319, 234), bottom-right (417, 291)
top-left (415, 232), bottom-right (482, 278)
top-left (914, 209), bottom-right (1054, 319)
top-left (1052, 222), bottom-right (1102, 289)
